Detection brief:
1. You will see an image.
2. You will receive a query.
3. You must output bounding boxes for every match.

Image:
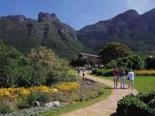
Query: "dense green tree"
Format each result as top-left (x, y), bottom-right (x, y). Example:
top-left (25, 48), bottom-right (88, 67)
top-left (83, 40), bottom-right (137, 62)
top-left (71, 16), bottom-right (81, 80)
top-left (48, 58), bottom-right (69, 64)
top-left (0, 41), bottom-right (47, 87)
top-left (99, 42), bottom-right (132, 64)
top-left (16, 62), bottom-right (47, 87)
top-left (145, 57), bottom-right (155, 69)
top-left (106, 55), bottom-right (144, 70)
top-left (0, 41), bottom-right (24, 87)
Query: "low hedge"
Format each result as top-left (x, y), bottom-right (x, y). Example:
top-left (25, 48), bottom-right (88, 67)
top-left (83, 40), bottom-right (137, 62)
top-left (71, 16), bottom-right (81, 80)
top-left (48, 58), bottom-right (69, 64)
top-left (92, 68), bottom-right (112, 76)
top-left (117, 92), bottom-right (155, 116)
top-left (135, 70), bottom-right (155, 76)
top-left (137, 92), bottom-right (155, 104)
top-left (117, 94), bottom-right (150, 116)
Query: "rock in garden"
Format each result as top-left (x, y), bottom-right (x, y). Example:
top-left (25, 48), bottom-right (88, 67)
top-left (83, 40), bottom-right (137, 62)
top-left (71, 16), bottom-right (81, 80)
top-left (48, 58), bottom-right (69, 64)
top-left (45, 101), bottom-right (60, 108)
top-left (36, 101), bottom-right (40, 107)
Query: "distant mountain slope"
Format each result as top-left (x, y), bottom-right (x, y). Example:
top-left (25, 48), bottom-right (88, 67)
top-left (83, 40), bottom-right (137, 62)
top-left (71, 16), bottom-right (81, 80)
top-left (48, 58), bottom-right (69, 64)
top-left (0, 12), bottom-right (84, 59)
top-left (78, 9), bottom-right (155, 53)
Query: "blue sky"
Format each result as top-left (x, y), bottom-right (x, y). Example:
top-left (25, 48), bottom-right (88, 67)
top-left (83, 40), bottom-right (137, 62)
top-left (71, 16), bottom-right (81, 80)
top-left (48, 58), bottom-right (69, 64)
top-left (0, 0), bottom-right (155, 29)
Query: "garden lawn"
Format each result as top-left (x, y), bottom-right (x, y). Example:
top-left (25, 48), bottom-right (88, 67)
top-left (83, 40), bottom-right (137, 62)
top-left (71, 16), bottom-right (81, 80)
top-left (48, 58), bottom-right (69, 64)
top-left (40, 86), bottom-right (111, 116)
top-left (134, 76), bottom-right (155, 93)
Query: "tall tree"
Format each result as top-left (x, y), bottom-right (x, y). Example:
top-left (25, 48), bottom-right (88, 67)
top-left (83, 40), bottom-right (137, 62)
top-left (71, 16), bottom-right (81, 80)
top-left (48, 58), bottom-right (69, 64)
top-left (99, 42), bottom-right (132, 64)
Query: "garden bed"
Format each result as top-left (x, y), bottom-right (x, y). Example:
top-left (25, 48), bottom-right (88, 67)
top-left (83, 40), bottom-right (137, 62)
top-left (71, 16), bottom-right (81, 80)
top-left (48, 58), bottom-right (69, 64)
top-left (0, 79), bottom-right (110, 116)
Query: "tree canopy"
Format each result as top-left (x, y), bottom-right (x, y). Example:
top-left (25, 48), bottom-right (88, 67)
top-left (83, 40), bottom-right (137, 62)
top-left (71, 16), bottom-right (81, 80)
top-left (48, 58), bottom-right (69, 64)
top-left (99, 42), bottom-right (132, 64)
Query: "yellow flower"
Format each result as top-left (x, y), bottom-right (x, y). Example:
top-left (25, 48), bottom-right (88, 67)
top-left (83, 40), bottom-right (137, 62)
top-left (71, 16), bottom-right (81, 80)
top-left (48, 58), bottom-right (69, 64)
top-left (55, 82), bottom-right (79, 92)
top-left (52, 88), bottom-right (58, 93)
top-left (0, 82), bottom-right (79, 101)
top-left (18, 89), bottom-right (30, 96)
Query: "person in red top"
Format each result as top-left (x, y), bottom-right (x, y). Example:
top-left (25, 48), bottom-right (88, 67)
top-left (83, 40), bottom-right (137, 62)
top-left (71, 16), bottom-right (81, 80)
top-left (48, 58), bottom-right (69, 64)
top-left (112, 67), bottom-right (119, 89)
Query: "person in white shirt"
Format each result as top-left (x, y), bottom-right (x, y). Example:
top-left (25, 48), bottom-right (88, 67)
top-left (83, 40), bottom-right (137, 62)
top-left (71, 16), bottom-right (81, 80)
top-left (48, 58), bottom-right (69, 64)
top-left (127, 69), bottom-right (134, 89)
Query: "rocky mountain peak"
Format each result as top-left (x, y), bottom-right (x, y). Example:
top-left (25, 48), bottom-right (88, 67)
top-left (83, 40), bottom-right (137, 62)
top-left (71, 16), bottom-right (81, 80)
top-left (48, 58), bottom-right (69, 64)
top-left (115, 9), bottom-right (140, 20)
top-left (77, 8), bottom-right (155, 52)
top-left (2, 15), bottom-right (26, 22)
top-left (38, 12), bottom-right (60, 22)
top-left (123, 9), bottom-right (139, 15)
top-left (148, 8), bottom-right (155, 13)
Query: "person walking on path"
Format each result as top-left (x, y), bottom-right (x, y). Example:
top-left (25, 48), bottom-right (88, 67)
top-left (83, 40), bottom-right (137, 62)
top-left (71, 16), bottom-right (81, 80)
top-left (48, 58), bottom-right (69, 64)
top-left (119, 67), bottom-right (126, 89)
top-left (127, 69), bottom-right (135, 89)
top-left (82, 67), bottom-right (85, 78)
top-left (77, 67), bottom-right (81, 76)
top-left (112, 67), bottom-right (119, 89)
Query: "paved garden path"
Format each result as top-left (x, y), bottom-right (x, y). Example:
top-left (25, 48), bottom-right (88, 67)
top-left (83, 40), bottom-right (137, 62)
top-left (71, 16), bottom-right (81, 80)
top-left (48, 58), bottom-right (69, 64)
top-left (61, 72), bottom-right (137, 116)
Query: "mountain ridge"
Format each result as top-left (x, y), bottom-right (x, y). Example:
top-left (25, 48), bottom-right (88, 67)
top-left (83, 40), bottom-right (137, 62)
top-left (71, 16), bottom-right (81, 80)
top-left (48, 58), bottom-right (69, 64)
top-left (77, 8), bottom-right (155, 53)
top-left (0, 12), bottom-right (85, 59)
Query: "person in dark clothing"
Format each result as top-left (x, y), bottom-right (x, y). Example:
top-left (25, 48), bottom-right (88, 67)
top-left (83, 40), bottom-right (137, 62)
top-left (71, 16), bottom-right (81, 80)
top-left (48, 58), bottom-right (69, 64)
top-left (77, 67), bottom-right (81, 76)
top-left (82, 67), bottom-right (85, 78)
top-left (119, 67), bottom-right (126, 89)
top-left (112, 67), bottom-right (119, 89)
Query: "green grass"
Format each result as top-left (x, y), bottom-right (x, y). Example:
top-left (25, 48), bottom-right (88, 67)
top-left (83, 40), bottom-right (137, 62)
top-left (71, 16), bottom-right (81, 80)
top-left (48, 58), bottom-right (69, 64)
top-left (40, 86), bottom-right (112, 116)
top-left (96, 74), bottom-right (155, 93)
top-left (134, 76), bottom-right (155, 93)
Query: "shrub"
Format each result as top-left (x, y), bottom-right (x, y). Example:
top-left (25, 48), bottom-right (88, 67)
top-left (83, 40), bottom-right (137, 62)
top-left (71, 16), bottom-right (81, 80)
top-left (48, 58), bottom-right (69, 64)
top-left (17, 97), bottom-right (31, 109)
top-left (0, 41), bottom-right (25, 87)
top-left (0, 102), bottom-right (12, 114)
top-left (148, 99), bottom-right (155, 108)
top-left (0, 42), bottom-right (48, 87)
top-left (55, 82), bottom-right (79, 93)
top-left (137, 92), bottom-right (155, 104)
top-left (26, 93), bottom-right (38, 107)
top-left (106, 55), bottom-right (144, 70)
top-left (135, 70), bottom-right (155, 76)
top-left (16, 62), bottom-right (47, 87)
top-left (117, 94), bottom-right (150, 116)
top-left (145, 57), bottom-right (155, 69)
top-left (17, 91), bottom-right (51, 109)
top-left (35, 92), bottom-right (49, 104)
top-left (27, 47), bottom-right (69, 85)
top-left (92, 68), bottom-right (112, 76)
top-left (64, 70), bottom-right (78, 82)
top-left (26, 92), bottom-right (50, 106)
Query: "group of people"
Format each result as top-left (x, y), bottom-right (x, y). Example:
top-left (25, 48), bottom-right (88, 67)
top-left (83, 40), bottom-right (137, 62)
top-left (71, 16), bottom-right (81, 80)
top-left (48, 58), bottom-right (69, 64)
top-left (77, 66), bottom-right (134, 89)
top-left (112, 67), bottom-right (134, 89)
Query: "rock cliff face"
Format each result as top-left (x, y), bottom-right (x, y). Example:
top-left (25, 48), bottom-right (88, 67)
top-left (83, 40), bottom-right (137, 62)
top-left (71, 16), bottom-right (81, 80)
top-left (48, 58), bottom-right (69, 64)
top-left (38, 12), bottom-right (60, 22)
top-left (0, 12), bottom-right (84, 59)
top-left (78, 9), bottom-right (155, 53)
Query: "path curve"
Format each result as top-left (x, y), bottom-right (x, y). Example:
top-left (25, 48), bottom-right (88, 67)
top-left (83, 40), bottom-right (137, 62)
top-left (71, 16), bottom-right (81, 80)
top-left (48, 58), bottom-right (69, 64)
top-left (61, 72), bottom-right (137, 116)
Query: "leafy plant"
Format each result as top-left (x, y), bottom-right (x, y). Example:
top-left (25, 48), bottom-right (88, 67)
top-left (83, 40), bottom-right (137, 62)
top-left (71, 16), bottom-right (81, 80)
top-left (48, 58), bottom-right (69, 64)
top-left (117, 94), bottom-right (150, 116)
top-left (35, 92), bottom-right (49, 104)
top-left (92, 68), bottom-right (112, 76)
top-left (17, 97), bottom-right (31, 109)
top-left (27, 47), bottom-right (69, 85)
top-left (148, 99), bottom-right (155, 108)
top-left (0, 102), bottom-right (12, 114)
top-left (106, 55), bottom-right (144, 70)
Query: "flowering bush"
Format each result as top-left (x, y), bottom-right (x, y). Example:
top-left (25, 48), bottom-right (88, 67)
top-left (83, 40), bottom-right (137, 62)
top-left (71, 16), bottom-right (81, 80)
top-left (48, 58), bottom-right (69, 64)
top-left (0, 86), bottom-right (57, 100)
top-left (135, 70), bottom-right (155, 76)
top-left (55, 82), bottom-right (79, 92)
top-left (0, 82), bottom-right (79, 100)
